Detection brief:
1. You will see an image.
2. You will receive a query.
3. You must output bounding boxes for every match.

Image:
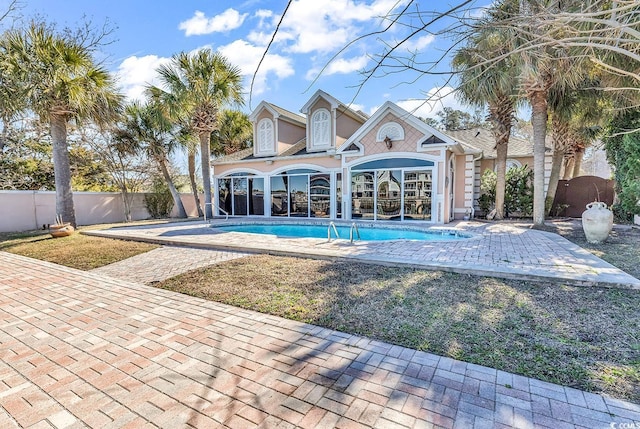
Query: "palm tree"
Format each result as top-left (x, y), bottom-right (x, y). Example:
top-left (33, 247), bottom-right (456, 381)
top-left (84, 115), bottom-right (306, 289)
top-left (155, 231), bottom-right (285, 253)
top-left (491, 0), bottom-right (589, 225)
top-left (152, 49), bottom-right (244, 219)
top-left (114, 102), bottom-right (187, 218)
top-left (211, 109), bottom-right (253, 156)
top-left (546, 81), bottom-right (605, 212)
top-left (1, 22), bottom-right (122, 227)
top-left (174, 126), bottom-right (204, 217)
top-left (0, 34), bottom-right (26, 153)
top-left (453, 21), bottom-right (520, 220)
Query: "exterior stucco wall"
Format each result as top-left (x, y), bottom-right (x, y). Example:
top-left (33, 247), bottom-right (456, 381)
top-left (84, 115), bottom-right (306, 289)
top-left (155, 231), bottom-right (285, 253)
top-left (0, 191), bottom-right (203, 233)
top-left (277, 120), bottom-right (306, 151)
top-left (336, 114), bottom-right (363, 148)
top-left (213, 155), bottom-right (341, 177)
top-left (358, 113), bottom-right (424, 157)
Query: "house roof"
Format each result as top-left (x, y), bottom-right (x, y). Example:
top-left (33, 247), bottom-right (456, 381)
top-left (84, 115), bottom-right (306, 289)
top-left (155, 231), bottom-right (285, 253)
top-left (212, 139), bottom-right (316, 165)
top-left (212, 147), bottom-right (254, 164)
top-left (338, 101), bottom-right (463, 154)
top-left (446, 128), bottom-right (548, 158)
top-left (269, 103), bottom-right (307, 125)
top-left (249, 101), bottom-right (306, 126)
top-left (300, 89), bottom-right (369, 123)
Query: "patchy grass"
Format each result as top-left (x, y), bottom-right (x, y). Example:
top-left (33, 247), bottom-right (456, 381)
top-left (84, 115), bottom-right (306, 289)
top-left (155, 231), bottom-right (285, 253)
top-left (561, 227), bottom-right (640, 281)
top-left (157, 254), bottom-right (640, 403)
top-left (0, 229), bottom-right (158, 270)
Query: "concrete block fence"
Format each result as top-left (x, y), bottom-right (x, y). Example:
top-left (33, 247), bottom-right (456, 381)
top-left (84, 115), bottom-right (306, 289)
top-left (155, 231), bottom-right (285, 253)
top-left (0, 190), bottom-right (203, 233)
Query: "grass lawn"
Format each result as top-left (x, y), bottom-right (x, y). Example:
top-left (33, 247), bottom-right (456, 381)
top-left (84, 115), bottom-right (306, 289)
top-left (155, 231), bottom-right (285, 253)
top-left (557, 225), bottom-right (640, 280)
top-left (0, 229), bottom-right (158, 270)
top-left (156, 254), bottom-right (640, 403)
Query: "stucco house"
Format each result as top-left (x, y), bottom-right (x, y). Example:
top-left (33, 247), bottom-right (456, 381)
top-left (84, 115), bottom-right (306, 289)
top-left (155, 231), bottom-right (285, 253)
top-left (211, 90), bottom-right (550, 223)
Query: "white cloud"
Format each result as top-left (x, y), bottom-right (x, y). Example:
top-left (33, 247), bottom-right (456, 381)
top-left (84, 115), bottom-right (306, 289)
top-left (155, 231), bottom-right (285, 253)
top-left (270, 0), bottom-right (409, 54)
top-left (116, 55), bottom-right (171, 101)
top-left (305, 55), bottom-right (369, 80)
top-left (403, 34), bottom-right (436, 52)
top-left (396, 86), bottom-right (462, 118)
top-left (179, 9), bottom-right (247, 36)
top-left (217, 39), bottom-right (294, 95)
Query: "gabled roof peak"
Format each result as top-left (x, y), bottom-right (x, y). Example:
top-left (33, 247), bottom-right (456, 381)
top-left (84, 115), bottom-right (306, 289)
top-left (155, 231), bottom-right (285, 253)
top-left (249, 100), bottom-right (306, 125)
top-left (300, 89), bottom-right (368, 122)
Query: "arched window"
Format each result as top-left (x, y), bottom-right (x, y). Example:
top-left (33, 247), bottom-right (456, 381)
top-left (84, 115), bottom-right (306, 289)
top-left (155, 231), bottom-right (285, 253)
top-left (376, 122), bottom-right (404, 142)
top-left (257, 118), bottom-right (274, 153)
top-left (311, 109), bottom-right (331, 148)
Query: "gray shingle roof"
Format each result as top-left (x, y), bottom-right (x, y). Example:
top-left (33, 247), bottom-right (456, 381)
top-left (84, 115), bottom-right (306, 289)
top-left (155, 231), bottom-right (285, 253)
top-left (211, 147), bottom-right (255, 164)
top-left (446, 128), bottom-right (545, 158)
top-left (267, 103), bottom-right (306, 125)
top-left (212, 139), bottom-right (311, 164)
top-left (280, 139), bottom-right (308, 156)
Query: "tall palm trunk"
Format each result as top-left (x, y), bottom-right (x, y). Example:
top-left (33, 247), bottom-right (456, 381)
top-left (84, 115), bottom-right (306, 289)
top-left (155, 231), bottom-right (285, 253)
top-left (188, 146), bottom-right (204, 217)
top-left (546, 116), bottom-right (568, 215)
top-left (562, 155), bottom-right (575, 179)
top-left (530, 90), bottom-right (548, 226)
top-left (572, 146), bottom-right (584, 177)
top-left (199, 131), bottom-right (213, 218)
top-left (50, 113), bottom-right (77, 227)
top-left (156, 155), bottom-right (187, 218)
top-left (489, 97), bottom-right (513, 220)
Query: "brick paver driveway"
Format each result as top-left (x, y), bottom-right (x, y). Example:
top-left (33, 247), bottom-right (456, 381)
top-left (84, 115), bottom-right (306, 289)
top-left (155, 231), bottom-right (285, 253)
top-left (1, 252), bottom-right (639, 428)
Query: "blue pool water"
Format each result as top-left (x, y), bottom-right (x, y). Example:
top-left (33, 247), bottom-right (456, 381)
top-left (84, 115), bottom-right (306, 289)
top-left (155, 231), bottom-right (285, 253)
top-left (215, 224), bottom-right (468, 241)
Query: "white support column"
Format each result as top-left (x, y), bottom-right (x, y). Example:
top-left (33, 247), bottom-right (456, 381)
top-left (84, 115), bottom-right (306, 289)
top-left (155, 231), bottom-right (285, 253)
top-left (464, 154), bottom-right (475, 212)
top-left (264, 176), bottom-right (271, 217)
top-left (544, 153), bottom-right (553, 193)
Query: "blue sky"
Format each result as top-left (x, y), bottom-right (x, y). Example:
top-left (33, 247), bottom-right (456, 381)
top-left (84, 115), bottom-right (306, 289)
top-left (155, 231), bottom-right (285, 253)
top-left (9, 0), bottom-right (484, 119)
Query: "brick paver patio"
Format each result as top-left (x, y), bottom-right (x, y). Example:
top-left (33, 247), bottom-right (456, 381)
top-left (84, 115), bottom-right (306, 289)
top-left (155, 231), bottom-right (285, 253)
top-left (1, 251), bottom-right (639, 428)
top-left (91, 246), bottom-right (249, 285)
top-left (85, 220), bottom-right (640, 289)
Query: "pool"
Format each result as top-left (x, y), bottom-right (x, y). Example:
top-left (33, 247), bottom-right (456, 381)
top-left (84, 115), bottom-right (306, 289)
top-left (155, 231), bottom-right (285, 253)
top-left (214, 223), bottom-right (470, 241)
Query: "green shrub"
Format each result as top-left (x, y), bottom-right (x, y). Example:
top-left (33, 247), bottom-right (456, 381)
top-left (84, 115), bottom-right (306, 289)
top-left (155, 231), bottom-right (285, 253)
top-left (479, 166), bottom-right (534, 217)
top-left (604, 109), bottom-right (640, 220)
top-left (144, 179), bottom-right (174, 218)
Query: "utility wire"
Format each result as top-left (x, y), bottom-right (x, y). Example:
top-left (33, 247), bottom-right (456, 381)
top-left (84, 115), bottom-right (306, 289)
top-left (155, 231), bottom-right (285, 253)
top-left (249, 0), bottom-right (292, 109)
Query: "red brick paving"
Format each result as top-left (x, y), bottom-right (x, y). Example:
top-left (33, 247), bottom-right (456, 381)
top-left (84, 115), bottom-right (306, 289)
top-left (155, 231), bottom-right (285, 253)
top-left (1, 251), bottom-right (639, 428)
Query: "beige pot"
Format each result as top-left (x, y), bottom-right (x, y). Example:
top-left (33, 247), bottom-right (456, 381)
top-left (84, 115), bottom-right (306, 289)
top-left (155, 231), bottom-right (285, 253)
top-left (581, 202), bottom-right (613, 244)
top-left (49, 223), bottom-right (75, 238)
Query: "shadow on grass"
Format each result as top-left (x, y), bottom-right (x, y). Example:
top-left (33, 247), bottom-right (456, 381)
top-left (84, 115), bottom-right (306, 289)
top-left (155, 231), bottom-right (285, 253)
top-left (156, 255), bottom-right (640, 404)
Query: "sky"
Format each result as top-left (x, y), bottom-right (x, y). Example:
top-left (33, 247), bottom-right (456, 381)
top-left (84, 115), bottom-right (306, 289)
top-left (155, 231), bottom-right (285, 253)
top-left (7, 0), bottom-right (480, 120)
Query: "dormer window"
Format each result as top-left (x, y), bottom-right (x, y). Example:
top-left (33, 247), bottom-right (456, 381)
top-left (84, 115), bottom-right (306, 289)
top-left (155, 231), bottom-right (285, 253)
top-left (311, 108), bottom-right (331, 148)
top-left (257, 118), bottom-right (275, 154)
top-left (376, 122), bottom-right (404, 142)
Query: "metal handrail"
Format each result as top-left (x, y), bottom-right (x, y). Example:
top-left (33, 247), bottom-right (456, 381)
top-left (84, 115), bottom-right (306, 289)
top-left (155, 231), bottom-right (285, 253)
top-left (349, 222), bottom-right (361, 243)
top-left (327, 221), bottom-right (340, 241)
top-left (204, 202), bottom-right (229, 222)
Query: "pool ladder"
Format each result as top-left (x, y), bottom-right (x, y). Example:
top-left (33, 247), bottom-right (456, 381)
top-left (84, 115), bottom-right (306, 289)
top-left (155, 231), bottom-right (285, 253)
top-left (204, 203), bottom-right (229, 222)
top-left (327, 222), bottom-right (339, 241)
top-left (327, 222), bottom-right (361, 243)
top-left (349, 222), bottom-right (360, 243)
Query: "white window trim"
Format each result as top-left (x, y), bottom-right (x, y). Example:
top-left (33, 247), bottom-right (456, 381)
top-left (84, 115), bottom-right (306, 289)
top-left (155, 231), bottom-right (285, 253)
top-left (310, 108), bottom-right (332, 150)
top-left (376, 121), bottom-right (405, 142)
top-left (255, 118), bottom-right (277, 156)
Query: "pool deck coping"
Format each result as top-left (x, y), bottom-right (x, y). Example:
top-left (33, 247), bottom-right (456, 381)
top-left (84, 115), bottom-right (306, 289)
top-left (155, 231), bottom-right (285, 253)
top-left (83, 218), bottom-right (640, 290)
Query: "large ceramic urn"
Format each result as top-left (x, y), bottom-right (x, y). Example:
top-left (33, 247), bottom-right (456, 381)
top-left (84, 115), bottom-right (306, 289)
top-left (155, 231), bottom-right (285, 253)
top-left (581, 202), bottom-right (613, 244)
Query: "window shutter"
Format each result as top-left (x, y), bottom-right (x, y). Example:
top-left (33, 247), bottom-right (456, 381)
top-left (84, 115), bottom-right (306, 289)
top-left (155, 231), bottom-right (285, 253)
top-left (312, 109), bottom-right (330, 147)
top-left (258, 119), bottom-right (274, 153)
